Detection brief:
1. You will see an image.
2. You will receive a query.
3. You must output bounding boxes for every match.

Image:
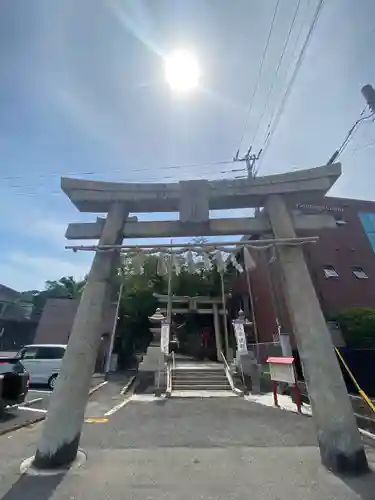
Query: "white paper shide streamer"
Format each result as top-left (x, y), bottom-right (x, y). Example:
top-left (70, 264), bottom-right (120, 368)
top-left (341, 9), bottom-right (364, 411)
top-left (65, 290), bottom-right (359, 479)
top-left (243, 247), bottom-right (257, 271)
top-left (127, 246), bottom-right (263, 276)
top-left (157, 253), bottom-right (168, 276)
top-left (202, 252), bottom-right (212, 271)
top-left (229, 253), bottom-right (244, 274)
top-left (215, 250), bottom-right (226, 273)
top-left (132, 251), bottom-right (146, 274)
top-left (186, 250), bottom-right (196, 274)
top-left (171, 253), bottom-right (181, 275)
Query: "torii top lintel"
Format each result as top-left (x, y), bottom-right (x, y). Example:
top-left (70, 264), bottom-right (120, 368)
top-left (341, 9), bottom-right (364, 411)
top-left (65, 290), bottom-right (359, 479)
top-left (61, 163), bottom-right (341, 214)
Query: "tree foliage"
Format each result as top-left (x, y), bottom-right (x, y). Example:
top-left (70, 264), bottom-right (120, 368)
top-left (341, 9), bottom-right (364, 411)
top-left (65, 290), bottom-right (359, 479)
top-left (335, 308), bottom-right (375, 348)
top-left (44, 276), bottom-right (86, 299)
top-left (25, 276), bottom-right (87, 319)
top-left (115, 249), bottom-right (236, 363)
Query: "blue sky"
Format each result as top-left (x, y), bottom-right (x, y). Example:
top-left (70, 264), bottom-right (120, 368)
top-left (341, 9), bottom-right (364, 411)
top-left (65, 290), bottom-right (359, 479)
top-left (1, 0), bottom-right (375, 291)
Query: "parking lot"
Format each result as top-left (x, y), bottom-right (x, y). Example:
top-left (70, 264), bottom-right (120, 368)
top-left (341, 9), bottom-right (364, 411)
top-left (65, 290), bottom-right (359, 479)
top-left (0, 386), bottom-right (52, 435)
top-left (0, 374), bottom-right (133, 436)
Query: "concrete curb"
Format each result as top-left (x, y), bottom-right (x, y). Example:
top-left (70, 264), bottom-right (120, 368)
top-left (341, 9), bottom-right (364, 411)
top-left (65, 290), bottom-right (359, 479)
top-left (0, 379), bottom-right (109, 438)
top-left (88, 380), bottom-right (108, 396)
top-left (120, 376), bottom-right (136, 395)
top-left (0, 415), bottom-right (45, 437)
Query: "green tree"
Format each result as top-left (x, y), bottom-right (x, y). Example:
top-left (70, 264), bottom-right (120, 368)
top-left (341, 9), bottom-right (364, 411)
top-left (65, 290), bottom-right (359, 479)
top-left (45, 276), bottom-right (86, 299)
top-left (26, 276), bottom-right (87, 319)
top-left (114, 247), bottom-right (236, 363)
top-left (115, 253), bottom-right (162, 364)
top-left (335, 308), bottom-right (375, 348)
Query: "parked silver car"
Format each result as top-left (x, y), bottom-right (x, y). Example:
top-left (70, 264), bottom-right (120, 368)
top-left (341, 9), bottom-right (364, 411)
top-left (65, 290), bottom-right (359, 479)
top-left (17, 344), bottom-right (67, 389)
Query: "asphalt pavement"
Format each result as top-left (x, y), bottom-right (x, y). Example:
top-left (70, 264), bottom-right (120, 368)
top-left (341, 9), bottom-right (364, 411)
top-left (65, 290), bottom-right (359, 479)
top-left (0, 388), bottom-right (51, 436)
top-left (1, 386), bottom-right (375, 499)
top-left (0, 375), bottom-right (109, 436)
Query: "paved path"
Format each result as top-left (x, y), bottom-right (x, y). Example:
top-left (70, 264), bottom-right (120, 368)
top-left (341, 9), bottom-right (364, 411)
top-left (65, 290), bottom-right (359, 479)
top-left (0, 392), bottom-right (375, 499)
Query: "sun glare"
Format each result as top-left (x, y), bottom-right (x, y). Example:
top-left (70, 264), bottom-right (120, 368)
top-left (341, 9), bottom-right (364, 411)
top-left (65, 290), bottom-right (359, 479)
top-left (165, 50), bottom-right (200, 92)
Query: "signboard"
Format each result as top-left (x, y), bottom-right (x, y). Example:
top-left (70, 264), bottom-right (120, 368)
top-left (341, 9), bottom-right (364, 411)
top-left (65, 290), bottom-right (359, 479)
top-left (296, 203), bottom-right (344, 213)
top-left (233, 322), bottom-right (248, 354)
top-left (266, 357), bottom-right (295, 384)
top-left (160, 322), bottom-right (170, 355)
top-left (266, 356), bottom-right (301, 412)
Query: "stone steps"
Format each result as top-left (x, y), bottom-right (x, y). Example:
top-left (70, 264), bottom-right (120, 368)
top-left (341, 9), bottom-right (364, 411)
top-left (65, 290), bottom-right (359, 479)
top-left (172, 366), bottom-right (231, 392)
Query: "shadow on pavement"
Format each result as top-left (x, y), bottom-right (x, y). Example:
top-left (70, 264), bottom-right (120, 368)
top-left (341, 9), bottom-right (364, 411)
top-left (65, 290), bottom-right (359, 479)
top-left (337, 469), bottom-right (375, 500)
top-left (134, 371), bottom-right (154, 395)
top-left (0, 473), bottom-right (65, 500)
top-left (0, 411), bottom-right (16, 424)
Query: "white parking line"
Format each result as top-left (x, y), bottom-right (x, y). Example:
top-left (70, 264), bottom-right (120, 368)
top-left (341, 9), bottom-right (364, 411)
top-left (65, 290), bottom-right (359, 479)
top-left (104, 397), bottom-right (132, 416)
top-left (18, 406), bottom-right (47, 414)
top-left (23, 398), bottom-right (43, 406)
top-left (120, 376), bottom-right (136, 395)
top-left (28, 389), bottom-right (51, 394)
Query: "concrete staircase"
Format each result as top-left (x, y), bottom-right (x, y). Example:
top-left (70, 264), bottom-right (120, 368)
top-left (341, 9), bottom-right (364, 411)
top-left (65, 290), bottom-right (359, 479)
top-left (171, 363), bottom-right (232, 392)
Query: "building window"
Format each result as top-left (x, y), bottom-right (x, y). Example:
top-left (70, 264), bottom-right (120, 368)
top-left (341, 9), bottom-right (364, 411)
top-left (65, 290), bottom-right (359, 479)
top-left (323, 265), bottom-right (339, 278)
top-left (352, 266), bottom-right (368, 279)
top-left (359, 212), bottom-right (375, 253)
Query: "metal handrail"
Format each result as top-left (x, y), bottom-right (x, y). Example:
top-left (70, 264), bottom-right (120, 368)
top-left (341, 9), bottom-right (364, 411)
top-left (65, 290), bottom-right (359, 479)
top-left (166, 358), bottom-right (172, 395)
top-left (220, 351), bottom-right (235, 391)
top-left (220, 350), bottom-right (231, 371)
top-left (172, 350), bottom-right (176, 371)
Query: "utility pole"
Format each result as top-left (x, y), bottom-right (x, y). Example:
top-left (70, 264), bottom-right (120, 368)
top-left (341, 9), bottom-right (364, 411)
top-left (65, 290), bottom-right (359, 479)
top-left (104, 282), bottom-right (123, 381)
top-left (361, 84), bottom-right (375, 112)
top-left (233, 147), bottom-right (262, 179)
top-left (327, 84), bottom-right (375, 165)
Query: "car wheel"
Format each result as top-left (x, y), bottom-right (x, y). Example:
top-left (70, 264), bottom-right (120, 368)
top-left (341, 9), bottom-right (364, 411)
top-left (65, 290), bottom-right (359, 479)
top-left (48, 374), bottom-right (58, 390)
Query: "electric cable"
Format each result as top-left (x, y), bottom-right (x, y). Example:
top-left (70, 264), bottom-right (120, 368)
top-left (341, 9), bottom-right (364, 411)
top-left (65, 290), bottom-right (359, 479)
top-left (326, 109), bottom-right (375, 164)
top-left (249, 0), bottom-right (302, 149)
top-left (0, 165), bottom-right (248, 197)
top-left (0, 158), bottom-right (236, 182)
top-left (235, 0), bottom-right (281, 155)
top-left (351, 138), bottom-right (375, 153)
top-left (254, 0), bottom-right (325, 176)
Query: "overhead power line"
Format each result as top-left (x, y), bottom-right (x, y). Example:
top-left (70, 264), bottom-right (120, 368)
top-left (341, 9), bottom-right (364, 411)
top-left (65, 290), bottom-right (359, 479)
top-left (255, 0), bottom-right (325, 176)
top-left (249, 0), bottom-right (303, 149)
top-left (351, 138), bottom-right (375, 153)
top-left (256, 0), bottom-right (312, 154)
top-left (0, 159), bottom-right (237, 183)
top-left (326, 108), bottom-right (375, 164)
top-left (235, 0), bottom-right (281, 156)
top-left (0, 163), bottom-right (249, 196)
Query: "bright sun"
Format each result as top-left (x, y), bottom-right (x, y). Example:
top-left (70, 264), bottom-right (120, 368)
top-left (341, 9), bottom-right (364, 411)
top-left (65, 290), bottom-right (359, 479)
top-left (165, 50), bottom-right (200, 92)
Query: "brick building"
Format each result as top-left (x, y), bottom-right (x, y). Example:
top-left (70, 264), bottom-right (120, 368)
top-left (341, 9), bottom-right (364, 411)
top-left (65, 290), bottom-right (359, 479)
top-left (232, 196), bottom-right (375, 348)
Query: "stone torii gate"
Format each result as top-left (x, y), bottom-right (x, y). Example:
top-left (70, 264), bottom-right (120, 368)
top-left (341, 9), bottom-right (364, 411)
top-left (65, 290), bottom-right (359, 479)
top-left (31, 163), bottom-right (367, 475)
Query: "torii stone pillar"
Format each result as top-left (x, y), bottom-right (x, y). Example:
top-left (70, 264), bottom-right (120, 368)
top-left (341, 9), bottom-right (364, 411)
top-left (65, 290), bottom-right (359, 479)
top-left (33, 202), bottom-right (128, 469)
top-left (266, 195), bottom-right (367, 475)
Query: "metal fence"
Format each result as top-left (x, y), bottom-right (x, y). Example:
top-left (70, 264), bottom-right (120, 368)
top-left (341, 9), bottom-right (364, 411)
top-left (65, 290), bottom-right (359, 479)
top-left (247, 341), bottom-right (282, 364)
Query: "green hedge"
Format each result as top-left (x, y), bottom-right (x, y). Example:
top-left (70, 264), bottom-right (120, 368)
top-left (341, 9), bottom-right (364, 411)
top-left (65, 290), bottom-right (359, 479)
top-left (334, 308), bottom-right (375, 348)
